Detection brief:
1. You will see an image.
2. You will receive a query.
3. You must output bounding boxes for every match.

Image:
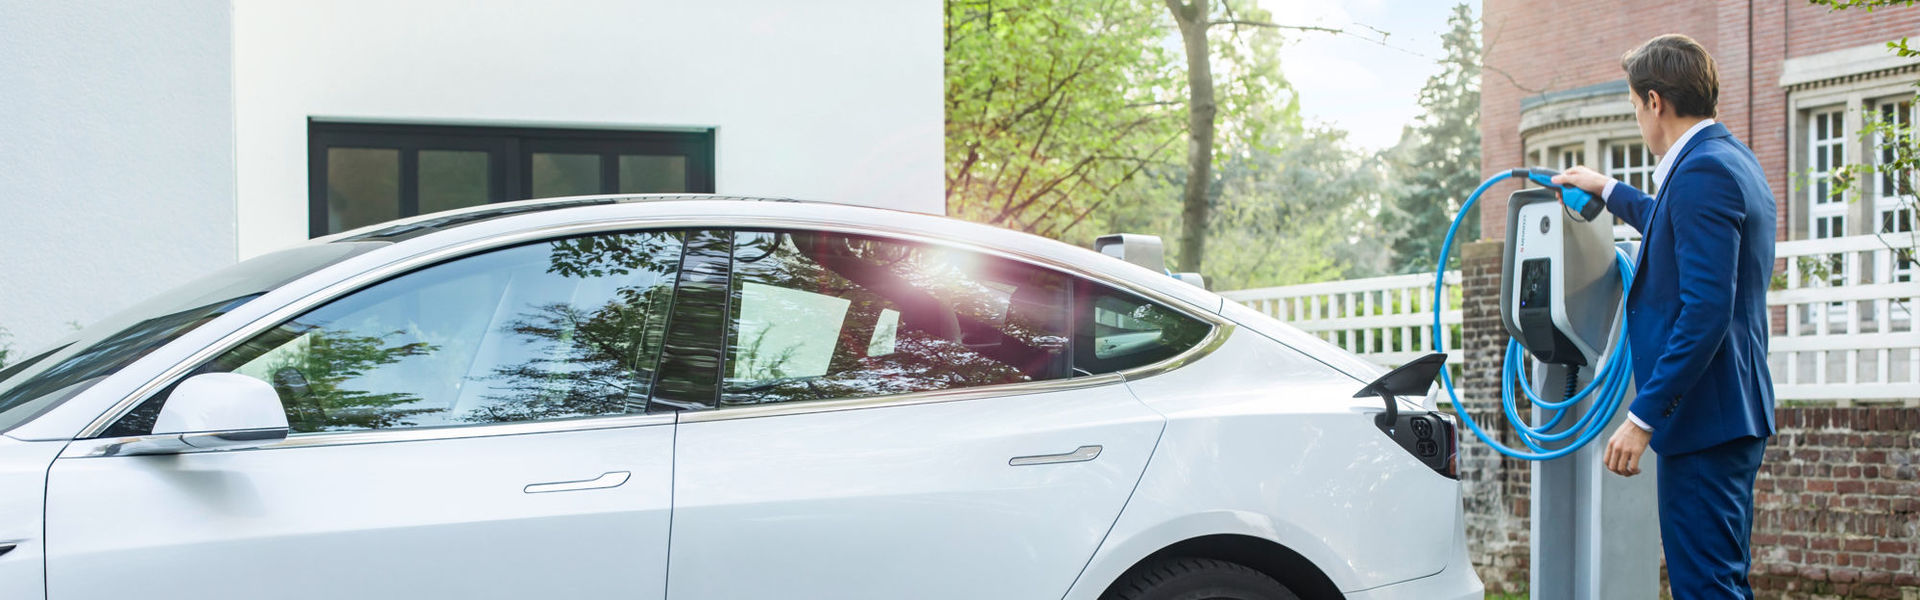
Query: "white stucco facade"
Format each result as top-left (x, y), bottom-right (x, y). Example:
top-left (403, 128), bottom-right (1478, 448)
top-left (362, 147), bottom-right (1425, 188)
top-left (0, 0), bottom-right (237, 357)
top-left (0, 0), bottom-right (942, 354)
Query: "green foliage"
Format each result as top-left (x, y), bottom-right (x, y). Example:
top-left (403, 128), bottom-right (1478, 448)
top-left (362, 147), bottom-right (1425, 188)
top-left (1809, 0), bottom-right (1919, 10)
top-left (1382, 4), bottom-right (1481, 274)
top-left (265, 328), bottom-right (438, 432)
top-left (1204, 126), bottom-right (1396, 289)
top-left (944, 0), bottom-right (1185, 238)
top-left (1207, 1), bottom-right (1303, 162)
top-left (946, 0), bottom-right (1405, 290)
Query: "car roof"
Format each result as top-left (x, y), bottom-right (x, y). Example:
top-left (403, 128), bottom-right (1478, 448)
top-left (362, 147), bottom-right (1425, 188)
top-left (316, 194), bottom-right (1230, 315)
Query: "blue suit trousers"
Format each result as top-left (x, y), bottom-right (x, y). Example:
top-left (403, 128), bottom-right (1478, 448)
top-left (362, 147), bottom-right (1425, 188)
top-left (1657, 435), bottom-right (1768, 599)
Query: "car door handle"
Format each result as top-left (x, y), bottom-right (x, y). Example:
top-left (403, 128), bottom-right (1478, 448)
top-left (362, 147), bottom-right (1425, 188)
top-left (524, 471), bottom-right (631, 494)
top-left (1009, 445), bottom-right (1102, 466)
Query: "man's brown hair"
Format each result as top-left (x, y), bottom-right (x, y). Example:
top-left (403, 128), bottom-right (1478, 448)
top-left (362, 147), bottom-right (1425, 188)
top-left (1621, 34), bottom-right (1719, 118)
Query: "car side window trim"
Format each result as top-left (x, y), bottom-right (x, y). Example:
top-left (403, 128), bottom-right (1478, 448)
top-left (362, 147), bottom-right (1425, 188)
top-left (644, 229), bottom-right (732, 412)
top-left (75, 217), bottom-right (1231, 439)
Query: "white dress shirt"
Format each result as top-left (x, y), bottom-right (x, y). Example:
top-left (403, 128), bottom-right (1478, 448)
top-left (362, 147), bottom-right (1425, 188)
top-left (1601, 118), bottom-right (1715, 433)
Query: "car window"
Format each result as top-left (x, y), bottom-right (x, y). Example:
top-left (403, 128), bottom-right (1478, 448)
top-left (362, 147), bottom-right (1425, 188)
top-left (1075, 283), bottom-right (1212, 375)
top-left (719, 230), bottom-right (1072, 406)
top-left (104, 231), bottom-right (685, 436)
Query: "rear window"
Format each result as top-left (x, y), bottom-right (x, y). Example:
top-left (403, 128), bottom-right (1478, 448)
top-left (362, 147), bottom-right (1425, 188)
top-left (1075, 283), bottom-right (1212, 375)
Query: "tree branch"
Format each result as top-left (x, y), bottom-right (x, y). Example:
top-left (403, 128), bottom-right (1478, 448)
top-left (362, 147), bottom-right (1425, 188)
top-left (1207, 20), bottom-right (1344, 34)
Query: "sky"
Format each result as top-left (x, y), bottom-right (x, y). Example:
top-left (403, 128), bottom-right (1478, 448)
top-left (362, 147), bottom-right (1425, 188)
top-left (1257, 0), bottom-right (1476, 152)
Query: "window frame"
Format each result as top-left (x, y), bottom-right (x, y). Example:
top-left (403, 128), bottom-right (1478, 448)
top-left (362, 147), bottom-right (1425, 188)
top-left (1517, 115), bottom-right (1643, 241)
top-left (308, 121), bottom-right (717, 238)
top-left (1602, 140), bottom-right (1657, 195)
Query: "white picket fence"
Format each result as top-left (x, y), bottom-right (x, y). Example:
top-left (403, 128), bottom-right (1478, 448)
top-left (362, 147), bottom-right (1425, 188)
top-left (1220, 272), bottom-right (1463, 369)
top-left (1220, 234), bottom-right (1920, 406)
top-left (1772, 234), bottom-right (1920, 405)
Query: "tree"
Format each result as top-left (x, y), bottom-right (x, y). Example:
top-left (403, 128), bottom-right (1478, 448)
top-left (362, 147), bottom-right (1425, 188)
top-left (944, 0), bottom-right (1184, 239)
top-left (1382, 4), bottom-right (1480, 274)
top-left (1205, 126), bottom-right (1397, 289)
top-left (1164, 0), bottom-right (1217, 272)
top-left (1163, 0), bottom-right (1335, 272)
top-left (945, 0), bottom-right (1390, 290)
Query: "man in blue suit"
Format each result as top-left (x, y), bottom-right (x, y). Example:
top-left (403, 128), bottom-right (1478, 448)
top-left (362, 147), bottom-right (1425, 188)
top-left (1553, 34), bottom-right (1777, 598)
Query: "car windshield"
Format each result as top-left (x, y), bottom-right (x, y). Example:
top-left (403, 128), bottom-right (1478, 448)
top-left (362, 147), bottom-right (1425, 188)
top-left (0, 242), bottom-right (385, 434)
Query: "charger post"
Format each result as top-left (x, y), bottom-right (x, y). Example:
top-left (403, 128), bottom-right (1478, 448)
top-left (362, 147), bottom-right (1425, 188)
top-left (1499, 186), bottom-right (1659, 599)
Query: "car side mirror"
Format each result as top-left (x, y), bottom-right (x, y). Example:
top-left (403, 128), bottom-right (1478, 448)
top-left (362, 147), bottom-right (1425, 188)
top-left (138, 373), bottom-right (290, 454)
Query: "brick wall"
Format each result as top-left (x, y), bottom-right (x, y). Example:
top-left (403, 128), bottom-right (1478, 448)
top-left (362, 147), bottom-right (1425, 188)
top-left (1478, 0), bottom-right (1718, 242)
top-left (1455, 239), bottom-right (1530, 592)
top-left (1749, 408), bottom-right (1920, 599)
top-left (1479, 0), bottom-right (1920, 245)
top-left (1732, 1), bottom-right (1920, 245)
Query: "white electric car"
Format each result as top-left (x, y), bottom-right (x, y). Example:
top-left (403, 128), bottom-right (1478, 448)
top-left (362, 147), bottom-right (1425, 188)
top-left (0, 197), bottom-right (1481, 600)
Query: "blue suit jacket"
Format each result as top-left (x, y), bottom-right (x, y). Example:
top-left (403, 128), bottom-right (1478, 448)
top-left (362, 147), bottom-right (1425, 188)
top-left (1606, 123), bottom-right (1777, 456)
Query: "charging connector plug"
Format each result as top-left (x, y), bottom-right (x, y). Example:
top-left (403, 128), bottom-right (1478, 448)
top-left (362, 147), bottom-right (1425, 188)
top-left (1508, 167), bottom-right (1607, 222)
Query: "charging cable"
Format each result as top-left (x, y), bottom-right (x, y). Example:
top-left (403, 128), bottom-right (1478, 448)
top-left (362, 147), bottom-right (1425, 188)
top-left (1430, 169), bottom-right (1636, 461)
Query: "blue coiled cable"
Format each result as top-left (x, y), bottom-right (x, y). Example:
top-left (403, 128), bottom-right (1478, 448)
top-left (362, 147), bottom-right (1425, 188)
top-left (1430, 170), bottom-right (1636, 461)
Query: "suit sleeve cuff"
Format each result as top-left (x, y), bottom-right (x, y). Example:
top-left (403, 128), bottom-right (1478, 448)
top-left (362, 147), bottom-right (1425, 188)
top-left (1603, 179), bottom-right (1620, 202)
top-left (1627, 411), bottom-right (1653, 432)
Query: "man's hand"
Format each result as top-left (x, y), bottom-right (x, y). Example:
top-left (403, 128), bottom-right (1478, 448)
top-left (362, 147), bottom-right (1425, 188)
top-left (1604, 421), bottom-right (1652, 477)
top-left (1551, 165), bottom-right (1612, 196)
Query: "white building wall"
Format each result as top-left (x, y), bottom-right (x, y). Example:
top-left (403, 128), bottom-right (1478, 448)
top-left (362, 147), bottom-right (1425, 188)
top-left (0, 1), bottom-right (237, 355)
top-left (233, 0), bottom-right (944, 259)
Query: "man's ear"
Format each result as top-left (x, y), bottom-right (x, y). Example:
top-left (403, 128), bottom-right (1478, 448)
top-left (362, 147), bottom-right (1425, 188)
top-left (1646, 89), bottom-right (1667, 118)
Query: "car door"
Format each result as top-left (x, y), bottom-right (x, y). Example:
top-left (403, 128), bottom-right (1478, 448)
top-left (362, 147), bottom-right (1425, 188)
top-left (661, 229), bottom-right (1171, 600)
top-left (43, 230), bottom-right (689, 600)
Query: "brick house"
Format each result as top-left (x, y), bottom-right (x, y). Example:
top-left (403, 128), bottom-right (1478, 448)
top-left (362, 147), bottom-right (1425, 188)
top-left (1466, 1), bottom-right (1920, 596)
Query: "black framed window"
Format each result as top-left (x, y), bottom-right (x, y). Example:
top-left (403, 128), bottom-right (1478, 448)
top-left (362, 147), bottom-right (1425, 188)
top-left (309, 121), bottom-right (715, 237)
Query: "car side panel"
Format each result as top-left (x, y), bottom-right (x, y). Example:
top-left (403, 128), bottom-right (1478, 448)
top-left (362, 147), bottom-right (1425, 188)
top-left (1342, 503), bottom-right (1483, 600)
top-left (1067, 331), bottom-right (1460, 598)
top-left (0, 436), bottom-right (60, 600)
top-left (667, 385), bottom-right (1163, 600)
top-left (43, 424), bottom-right (674, 600)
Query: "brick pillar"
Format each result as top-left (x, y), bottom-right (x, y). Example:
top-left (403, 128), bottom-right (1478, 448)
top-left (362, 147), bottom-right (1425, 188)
top-left (1456, 238), bottom-right (1531, 592)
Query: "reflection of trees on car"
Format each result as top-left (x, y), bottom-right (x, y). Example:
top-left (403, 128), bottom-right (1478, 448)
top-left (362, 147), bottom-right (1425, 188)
top-left (257, 327), bottom-right (438, 432)
top-left (464, 233), bottom-right (683, 421)
top-left (465, 295), bottom-right (666, 423)
top-left (458, 231), bottom-right (683, 419)
top-left (544, 232), bottom-right (683, 279)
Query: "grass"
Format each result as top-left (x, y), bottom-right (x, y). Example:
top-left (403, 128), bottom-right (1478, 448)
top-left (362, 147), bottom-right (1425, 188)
top-left (1485, 591), bottom-right (1527, 600)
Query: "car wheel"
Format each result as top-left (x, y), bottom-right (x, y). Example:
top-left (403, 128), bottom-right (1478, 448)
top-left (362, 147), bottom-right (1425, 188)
top-left (1103, 558), bottom-right (1301, 600)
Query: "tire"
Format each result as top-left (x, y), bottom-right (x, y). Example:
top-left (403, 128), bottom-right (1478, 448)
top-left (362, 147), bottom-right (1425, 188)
top-left (1102, 557), bottom-right (1302, 600)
